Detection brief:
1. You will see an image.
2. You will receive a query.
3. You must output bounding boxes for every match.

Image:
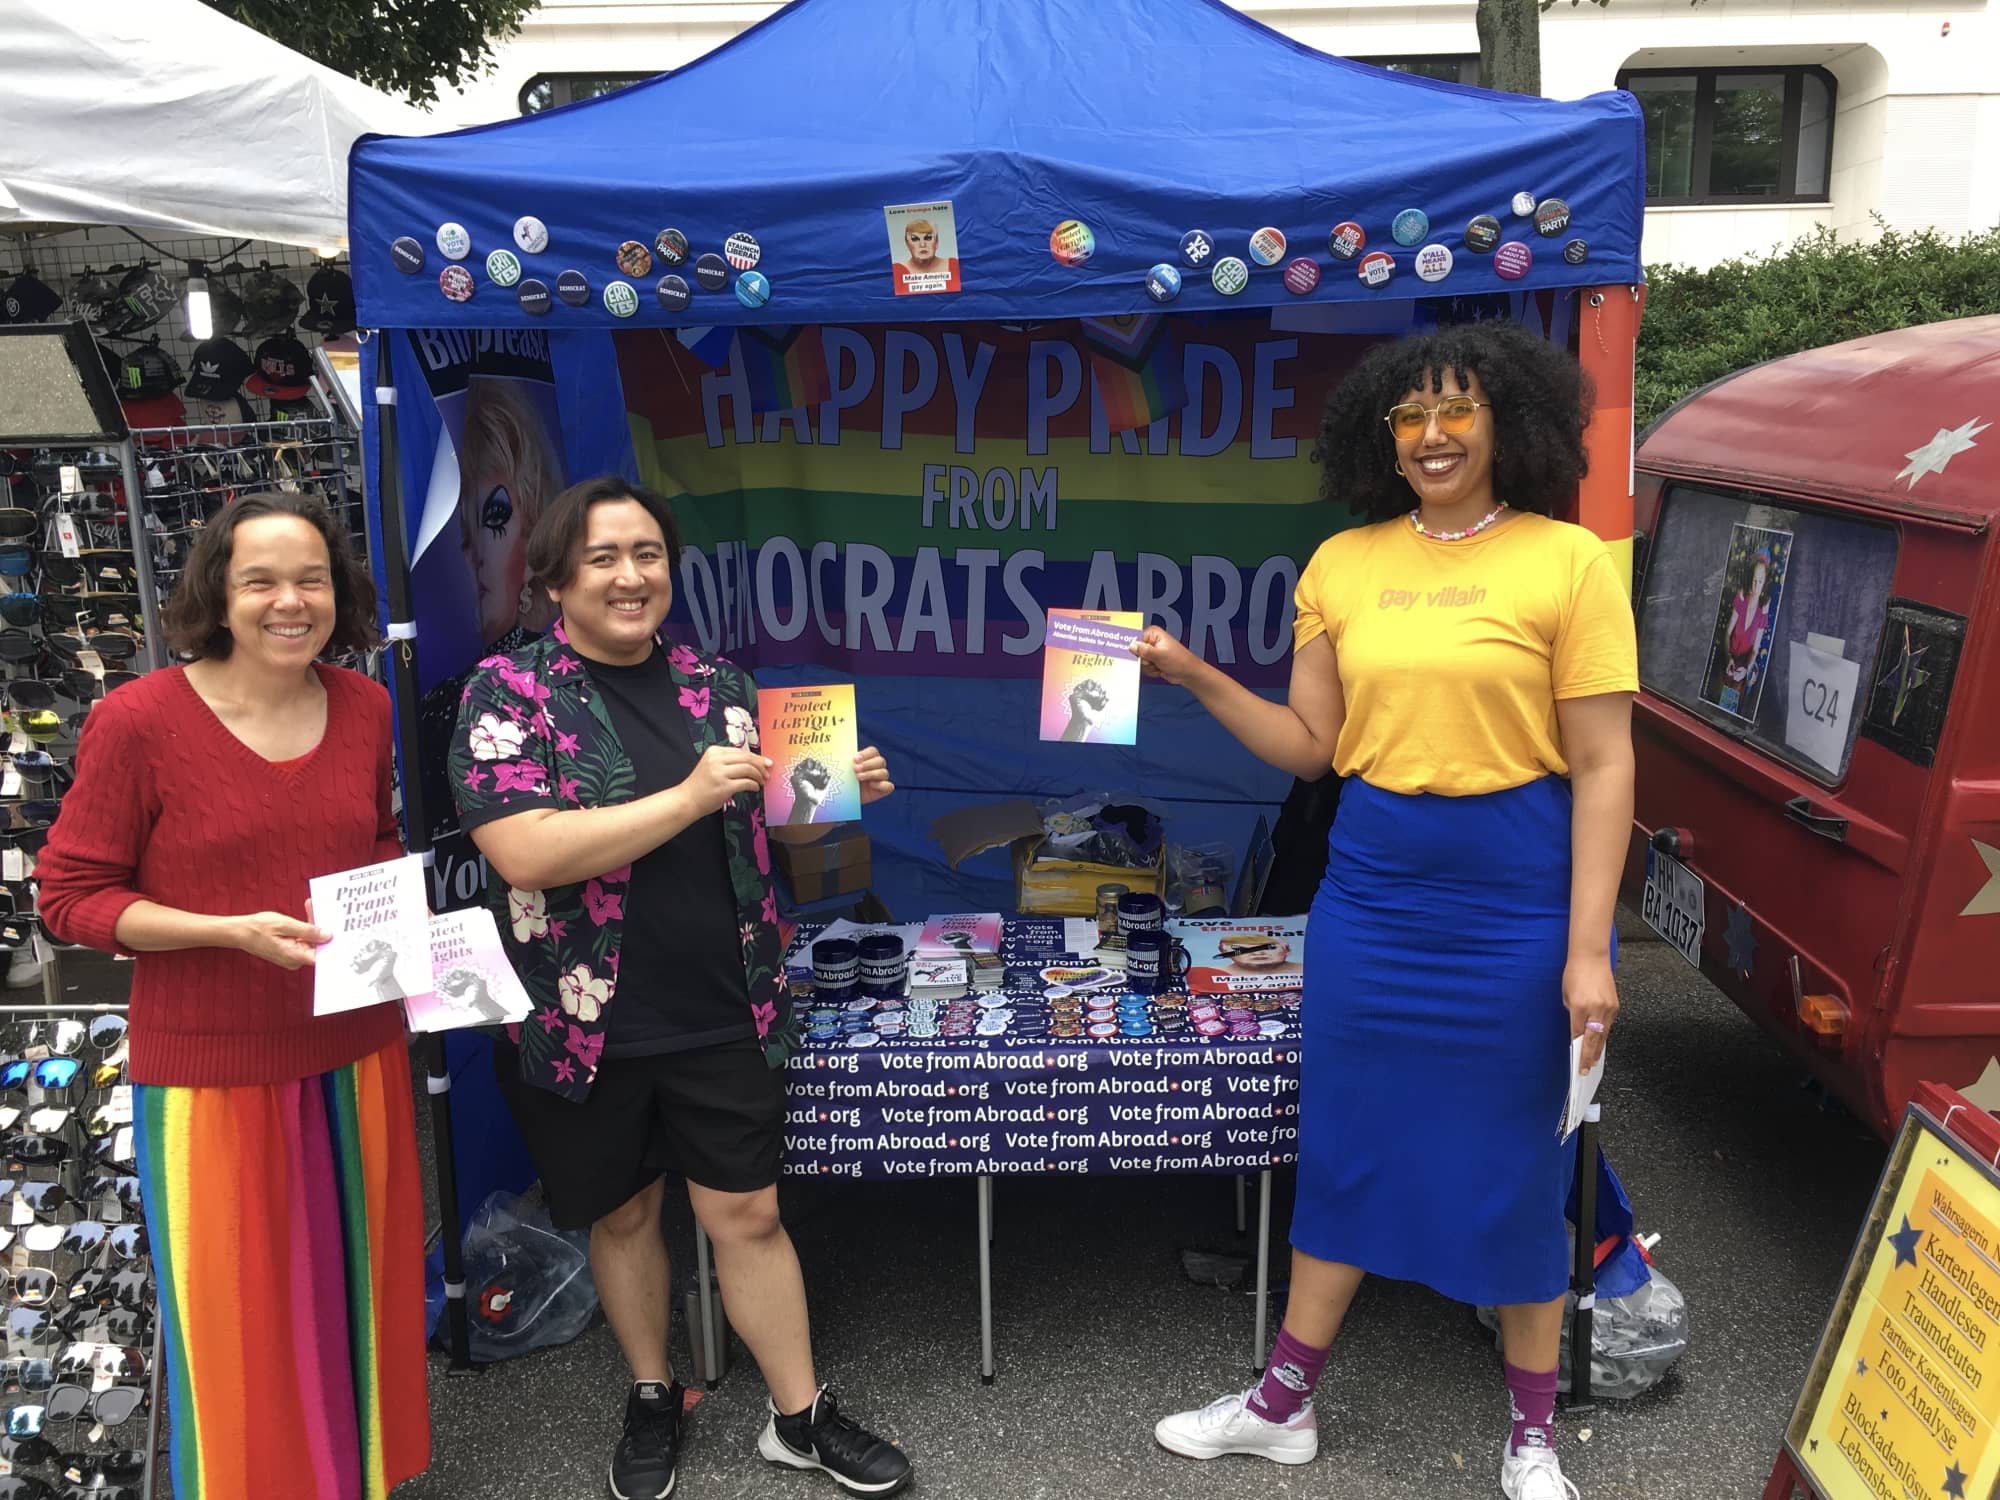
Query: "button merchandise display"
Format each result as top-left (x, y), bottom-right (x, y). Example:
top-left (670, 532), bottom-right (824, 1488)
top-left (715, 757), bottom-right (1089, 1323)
top-left (1357, 251), bottom-right (1395, 288)
top-left (439, 265), bottom-right (475, 302)
top-left (1414, 243), bottom-right (1454, 283)
top-left (615, 240), bottom-right (654, 278)
top-left (655, 275), bottom-right (691, 313)
top-left (1050, 219), bottom-right (1096, 267)
top-left (517, 279), bottom-right (552, 315)
top-left (485, 249), bottom-right (523, 287)
top-left (693, 254), bottom-right (730, 293)
top-left (436, 223), bottom-right (472, 260)
top-left (1493, 241), bottom-right (1534, 280)
top-left (1533, 198), bottom-right (1572, 237)
top-left (724, 232), bottom-right (762, 270)
top-left (1247, 227), bottom-right (1287, 266)
top-left (1511, 191), bottom-right (1537, 217)
top-left (1144, 264), bottom-right (1183, 303)
top-left (735, 270), bottom-right (771, 308)
top-left (557, 270), bottom-right (591, 306)
top-left (1282, 257), bottom-right (1320, 295)
top-left (512, 216), bottom-right (549, 254)
top-left (1463, 215), bottom-right (1502, 254)
top-left (1210, 256), bottom-right (1249, 295)
top-left (1562, 238), bottom-right (1590, 265)
top-left (654, 229), bottom-right (690, 265)
top-left (390, 237), bottom-right (426, 274)
top-left (1391, 209), bottom-right (1429, 246)
top-left (1327, 222), bottom-right (1365, 260)
top-left (1178, 229), bottom-right (1216, 268)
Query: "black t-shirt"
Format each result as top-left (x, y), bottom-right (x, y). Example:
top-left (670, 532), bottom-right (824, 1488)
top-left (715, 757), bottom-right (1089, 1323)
top-left (585, 649), bottom-right (752, 1057)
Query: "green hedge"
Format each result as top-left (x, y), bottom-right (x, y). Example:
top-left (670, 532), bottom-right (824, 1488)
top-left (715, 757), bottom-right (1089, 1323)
top-left (1635, 222), bottom-right (2000, 431)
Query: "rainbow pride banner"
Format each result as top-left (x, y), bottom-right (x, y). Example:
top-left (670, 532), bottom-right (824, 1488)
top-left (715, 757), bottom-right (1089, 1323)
top-left (614, 312), bottom-right (1373, 687)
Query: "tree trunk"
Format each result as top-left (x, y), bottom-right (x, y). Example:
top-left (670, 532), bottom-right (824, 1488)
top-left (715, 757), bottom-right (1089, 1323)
top-left (1476, 0), bottom-right (1543, 97)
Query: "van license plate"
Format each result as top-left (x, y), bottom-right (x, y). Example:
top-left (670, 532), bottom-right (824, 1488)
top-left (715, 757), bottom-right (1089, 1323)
top-left (1641, 849), bottom-right (1706, 968)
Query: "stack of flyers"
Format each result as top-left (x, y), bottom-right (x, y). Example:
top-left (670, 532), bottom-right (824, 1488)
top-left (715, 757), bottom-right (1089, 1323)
top-left (909, 956), bottom-right (970, 1001)
top-left (916, 913), bottom-right (1005, 989)
top-left (758, 684), bottom-right (860, 827)
top-left (1040, 609), bottom-right (1143, 745)
top-left (405, 908), bottom-right (534, 1033)
top-left (309, 855), bottom-right (432, 1016)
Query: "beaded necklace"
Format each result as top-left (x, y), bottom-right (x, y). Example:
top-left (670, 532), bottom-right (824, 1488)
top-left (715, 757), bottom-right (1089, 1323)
top-left (1410, 502), bottom-right (1507, 542)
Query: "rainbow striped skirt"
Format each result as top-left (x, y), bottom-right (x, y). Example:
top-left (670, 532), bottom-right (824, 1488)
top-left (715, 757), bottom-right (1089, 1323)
top-left (134, 1038), bottom-right (431, 1499)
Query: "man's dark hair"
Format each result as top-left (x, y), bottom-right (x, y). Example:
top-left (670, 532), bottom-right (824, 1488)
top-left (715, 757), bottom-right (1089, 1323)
top-left (524, 476), bottom-right (684, 595)
top-left (1312, 320), bottom-right (1594, 523)
top-left (163, 491), bottom-right (380, 660)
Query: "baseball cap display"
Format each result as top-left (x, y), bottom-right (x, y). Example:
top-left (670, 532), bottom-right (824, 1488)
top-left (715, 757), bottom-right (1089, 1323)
top-left (109, 265), bottom-right (175, 334)
top-left (113, 342), bottom-right (184, 398)
top-left (65, 269), bottom-right (119, 331)
top-left (1, 272), bottom-right (61, 325)
top-left (239, 264), bottom-right (302, 336)
top-left (206, 277), bottom-right (247, 336)
top-left (183, 337), bottom-right (255, 400)
top-left (247, 335), bottom-right (312, 401)
top-left (299, 266), bottom-right (357, 335)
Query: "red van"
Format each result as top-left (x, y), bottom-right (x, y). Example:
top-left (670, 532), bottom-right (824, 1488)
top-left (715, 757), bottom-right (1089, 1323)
top-left (1622, 315), bottom-right (1999, 1138)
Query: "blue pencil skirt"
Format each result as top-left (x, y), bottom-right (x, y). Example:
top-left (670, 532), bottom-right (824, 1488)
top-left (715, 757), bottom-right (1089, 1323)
top-left (1293, 775), bottom-right (1577, 1307)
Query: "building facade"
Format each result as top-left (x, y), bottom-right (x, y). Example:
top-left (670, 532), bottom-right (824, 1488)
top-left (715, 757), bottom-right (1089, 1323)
top-left (438, 0), bottom-right (2000, 270)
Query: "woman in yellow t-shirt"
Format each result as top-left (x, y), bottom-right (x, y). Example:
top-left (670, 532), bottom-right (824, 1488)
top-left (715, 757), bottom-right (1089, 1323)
top-left (1143, 321), bottom-right (1636, 1500)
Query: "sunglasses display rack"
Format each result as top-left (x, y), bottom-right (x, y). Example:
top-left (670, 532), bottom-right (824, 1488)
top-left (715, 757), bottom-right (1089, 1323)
top-left (0, 1004), bottom-right (158, 1500)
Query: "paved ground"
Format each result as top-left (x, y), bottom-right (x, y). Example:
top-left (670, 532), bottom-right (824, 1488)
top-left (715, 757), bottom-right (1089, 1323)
top-left (369, 934), bottom-right (1887, 1500)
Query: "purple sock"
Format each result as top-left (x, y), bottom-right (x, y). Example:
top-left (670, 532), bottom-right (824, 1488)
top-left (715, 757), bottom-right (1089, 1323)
top-left (1505, 1361), bottom-right (1559, 1455)
top-left (1246, 1327), bottom-right (1329, 1424)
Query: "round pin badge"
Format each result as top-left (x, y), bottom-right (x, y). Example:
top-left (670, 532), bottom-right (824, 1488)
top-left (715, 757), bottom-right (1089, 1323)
top-left (556, 269), bottom-right (590, 307)
top-left (438, 265), bottom-right (475, 303)
top-left (1493, 241), bottom-right (1534, 280)
top-left (1512, 191), bottom-right (1537, 217)
top-left (654, 229), bottom-right (689, 266)
top-left (1283, 256), bottom-right (1321, 295)
top-left (436, 223), bottom-right (472, 261)
top-left (390, 236), bottom-right (426, 275)
top-left (724, 232), bottom-right (762, 271)
top-left (1327, 222), bottom-right (1366, 261)
top-left (1464, 215), bottom-right (1502, 254)
top-left (1211, 255), bottom-right (1250, 296)
top-left (1050, 220), bottom-right (1096, 267)
top-left (512, 216), bottom-right (549, 255)
top-left (615, 241), bottom-right (654, 278)
top-left (1145, 263), bottom-right (1183, 304)
top-left (1248, 227), bottom-right (1288, 267)
top-left (1414, 243), bottom-right (1454, 283)
top-left (1391, 209), bottom-right (1429, 246)
top-left (693, 253), bottom-right (730, 293)
top-left (1562, 238), bottom-right (1590, 266)
top-left (1357, 250), bottom-right (1395, 288)
top-left (603, 280), bottom-right (640, 318)
top-left (485, 249), bottom-right (523, 287)
top-left (516, 278), bottom-right (553, 316)
top-left (734, 270), bottom-right (771, 309)
top-left (1534, 198), bottom-right (1573, 237)
top-left (655, 274), bottom-right (691, 313)
top-left (1178, 229), bottom-right (1216, 269)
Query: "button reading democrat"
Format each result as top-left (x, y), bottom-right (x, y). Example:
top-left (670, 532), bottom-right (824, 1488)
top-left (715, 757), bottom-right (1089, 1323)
top-left (655, 275), bottom-right (691, 313)
top-left (556, 269), bottom-right (591, 306)
top-left (693, 254), bottom-right (730, 293)
top-left (516, 279), bottom-right (552, 316)
top-left (390, 237), bottom-right (426, 275)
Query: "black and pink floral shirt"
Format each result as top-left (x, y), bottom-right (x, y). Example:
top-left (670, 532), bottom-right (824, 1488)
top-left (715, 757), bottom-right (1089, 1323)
top-left (450, 622), bottom-right (791, 1102)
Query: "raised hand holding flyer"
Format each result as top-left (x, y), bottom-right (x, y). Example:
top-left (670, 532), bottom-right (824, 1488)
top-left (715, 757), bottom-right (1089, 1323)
top-left (1041, 609), bottom-right (1142, 745)
top-left (758, 684), bottom-right (861, 827)
top-left (405, 908), bottom-right (534, 1033)
top-left (309, 855), bottom-right (432, 1016)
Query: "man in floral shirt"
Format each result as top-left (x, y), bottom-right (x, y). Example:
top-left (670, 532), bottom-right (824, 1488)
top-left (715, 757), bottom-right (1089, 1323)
top-left (451, 477), bottom-right (909, 1500)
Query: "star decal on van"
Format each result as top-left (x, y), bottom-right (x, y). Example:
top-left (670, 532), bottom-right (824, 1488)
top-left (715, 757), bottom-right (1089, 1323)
top-left (1962, 839), bottom-right (2000, 918)
top-left (1896, 417), bottom-right (1988, 489)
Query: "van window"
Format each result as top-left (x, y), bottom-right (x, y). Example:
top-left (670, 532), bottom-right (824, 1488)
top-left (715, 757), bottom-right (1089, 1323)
top-left (1635, 485), bottom-right (1900, 783)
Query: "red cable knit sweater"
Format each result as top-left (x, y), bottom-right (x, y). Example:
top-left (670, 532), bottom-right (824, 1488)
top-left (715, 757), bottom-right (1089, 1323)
top-left (36, 664), bottom-right (408, 1087)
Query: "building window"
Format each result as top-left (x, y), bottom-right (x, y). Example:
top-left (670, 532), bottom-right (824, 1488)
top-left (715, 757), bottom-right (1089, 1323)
top-left (1355, 55), bottom-right (1480, 86)
top-left (518, 74), bottom-right (654, 115)
top-left (1617, 66), bottom-right (1836, 205)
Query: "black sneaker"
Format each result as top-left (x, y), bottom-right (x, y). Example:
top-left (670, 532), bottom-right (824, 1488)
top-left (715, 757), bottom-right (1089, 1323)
top-left (757, 1386), bottom-right (912, 1495)
top-left (609, 1379), bottom-right (684, 1500)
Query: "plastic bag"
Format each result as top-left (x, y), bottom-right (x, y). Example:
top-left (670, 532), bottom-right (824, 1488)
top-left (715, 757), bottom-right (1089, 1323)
top-left (1167, 842), bottom-right (1235, 916)
top-left (447, 1190), bottom-right (599, 1362)
top-left (1476, 1263), bottom-right (1688, 1398)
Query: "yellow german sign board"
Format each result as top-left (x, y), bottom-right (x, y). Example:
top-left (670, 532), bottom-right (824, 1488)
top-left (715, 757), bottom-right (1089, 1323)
top-left (1789, 1108), bottom-right (2000, 1500)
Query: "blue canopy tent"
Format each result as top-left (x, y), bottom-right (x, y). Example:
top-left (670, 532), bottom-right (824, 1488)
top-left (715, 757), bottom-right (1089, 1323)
top-left (347, 0), bottom-right (1645, 1368)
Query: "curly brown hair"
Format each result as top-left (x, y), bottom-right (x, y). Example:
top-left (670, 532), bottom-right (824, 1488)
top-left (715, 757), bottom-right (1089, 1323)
top-left (163, 492), bottom-right (381, 660)
top-left (1311, 320), bottom-right (1594, 523)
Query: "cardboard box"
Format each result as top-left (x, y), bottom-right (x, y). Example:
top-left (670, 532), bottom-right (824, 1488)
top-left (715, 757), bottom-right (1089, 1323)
top-left (930, 799), bottom-right (1165, 917)
top-left (773, 824), bottom-right (872, 901)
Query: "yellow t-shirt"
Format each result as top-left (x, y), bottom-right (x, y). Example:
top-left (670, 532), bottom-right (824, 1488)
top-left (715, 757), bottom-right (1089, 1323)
top-left (1292, 512), bottom-right (1638, 796)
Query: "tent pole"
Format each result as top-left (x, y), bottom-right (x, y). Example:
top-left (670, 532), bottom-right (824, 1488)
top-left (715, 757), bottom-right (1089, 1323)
top-left (1574, 283), bottom-right (1646, 595)
top-left (372, 340), bottom-right (477, 1373)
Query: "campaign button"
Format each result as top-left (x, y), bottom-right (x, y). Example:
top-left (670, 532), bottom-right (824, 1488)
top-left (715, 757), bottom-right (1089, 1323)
top-left (1051, 219), bottom-right (1096, 266)
top-left (735, 270), bottom-right (771, 308)
top-left (1391, 208), bottom-right (1429, 246)
top-left (556, 269), bottom-right (590, 306)
top-left (1534, 198), bottom-right (1572, 237)
top-left (655, 274), bottom-right (691, 313)
top-left (485, 249), bottom-right (523, 287)
top-left (654, 229), bottom-right (689, 266)
top-left (1194, 1018), bottom-right (1227, 1036)
top-left (1562, 238), bottom-right (1590, 265)
top-left (1327, 222), bottom-right (1366, 260)
top-left (435, 222), bottom-right (471, 261)
top-left (1178, 229), bottom-right (1216, 268)
top-left (846, 1031), bottom-right (880, 1048)
top-left (602, 280), bottom-right (640, 318)
top-left (516, 278), bottom-right (552, 316)
top-left (1464, 215), bottom-right (1502, 254)
top-left (512, 216), bottom-right (549, 255)
top-left (1086, 1021), bottom-right (1119, 1038)
top-left (693, 253), bottom-right (730, 292)
top-left (1357, 250), bottom-right (1395, 288)
top-left (1494, 241), bottom-right (1534, 280)
top-left (438, 265), bottom-right (475, 302)
top-left (1283, 256), bottom-right (1320, 295)
top-left (1145, 263), bottom-right (1183, 304)
top-left (1512, 191), bottom-right (1537, 217)
top-left (390, 237), bottom-right (426, 275)
top-left (1414, 243), bottom-right (1454, 282)
top-left (1210, 255), bottom-right (1250, 296)
top-left (724, 231), bottom-right (761, 271)
top-left (615, 240), bottom-right (654, 277)
top-left (1248, 227), bottom-right (1287, 266)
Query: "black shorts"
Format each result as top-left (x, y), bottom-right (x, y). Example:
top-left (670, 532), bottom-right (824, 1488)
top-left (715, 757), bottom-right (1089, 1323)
top-left (492, 1037), bottom-right (788, 1230)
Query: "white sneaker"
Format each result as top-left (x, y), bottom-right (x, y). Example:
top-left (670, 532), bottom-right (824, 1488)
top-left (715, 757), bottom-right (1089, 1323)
top-left (1501, 1441), bottom-right (1579, 1500)
top-left (5, 947), bottom-right (42, 990)
top-left (1153, 1390), bottom-right (1317, 1465)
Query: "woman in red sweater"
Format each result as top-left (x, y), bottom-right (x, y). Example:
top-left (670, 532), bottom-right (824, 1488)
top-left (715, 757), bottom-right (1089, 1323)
top-left (37, 493), bottom-right (431, 1499)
